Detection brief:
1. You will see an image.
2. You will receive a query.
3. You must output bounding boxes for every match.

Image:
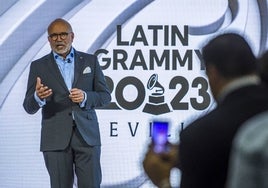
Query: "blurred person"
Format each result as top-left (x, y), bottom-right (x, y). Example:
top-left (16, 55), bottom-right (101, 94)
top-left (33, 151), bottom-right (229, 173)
top-left (23, 18), bottom-right (111, 188)
top-left (226, 111), bottom-right (268, 188)
top-left (226, 50), bottom-right (268, 188)
top-left (143, 33), bottom-right (268, 188)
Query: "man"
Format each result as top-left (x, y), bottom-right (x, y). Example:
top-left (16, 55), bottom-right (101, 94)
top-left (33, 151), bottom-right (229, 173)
top-left (143, 33), bottom-right (268, 188)
top-left (23, 18), bottom-right (111, 188)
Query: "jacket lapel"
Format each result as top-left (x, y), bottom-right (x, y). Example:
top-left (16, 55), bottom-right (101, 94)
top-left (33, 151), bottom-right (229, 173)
top-left (47, 52), bottom-right (69, 92)
top-left (73, 50), bottom-right (84, 87)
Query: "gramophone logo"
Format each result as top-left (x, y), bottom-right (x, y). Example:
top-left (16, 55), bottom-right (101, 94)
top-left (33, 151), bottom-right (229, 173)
top-left (143, 74), bottom-right (171, 115)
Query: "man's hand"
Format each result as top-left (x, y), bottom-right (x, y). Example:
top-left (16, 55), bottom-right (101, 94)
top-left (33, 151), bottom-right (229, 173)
top-left (36, 77), bottom-right (52, 99)
top-left (69, 88), bottom-right (85, 103)
top-left (143, 145), bottom-right (175, 187)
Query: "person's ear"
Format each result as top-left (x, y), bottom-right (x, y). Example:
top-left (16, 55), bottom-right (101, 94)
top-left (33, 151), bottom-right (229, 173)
top-left (206, 64), bottom-right (219, 81)
top-left (70, 32), bottom-right (74, 40)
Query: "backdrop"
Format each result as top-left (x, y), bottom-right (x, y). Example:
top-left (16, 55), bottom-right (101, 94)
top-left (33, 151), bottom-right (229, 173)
top-left (0, 0), bottom-right (267, 187)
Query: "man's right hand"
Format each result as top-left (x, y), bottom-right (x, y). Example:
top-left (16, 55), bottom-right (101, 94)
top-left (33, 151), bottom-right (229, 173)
top-left (35, 77), bottom-right (52, 99)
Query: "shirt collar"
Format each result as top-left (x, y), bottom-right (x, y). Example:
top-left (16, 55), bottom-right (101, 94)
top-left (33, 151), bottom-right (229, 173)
top-left (217, 74), bottom-right (261, 102)
top-left (53, 47), bottom-right (74, 62)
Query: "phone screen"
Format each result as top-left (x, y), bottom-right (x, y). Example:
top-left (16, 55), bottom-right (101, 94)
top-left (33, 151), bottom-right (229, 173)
top-left (152, 121), bottom-right (169, 153)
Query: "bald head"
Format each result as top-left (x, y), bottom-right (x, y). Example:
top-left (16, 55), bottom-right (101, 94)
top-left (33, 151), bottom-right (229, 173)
top-left (47, 18), bottom-right (73, 34)
top-left (47, 18), bottom-right (74, 58)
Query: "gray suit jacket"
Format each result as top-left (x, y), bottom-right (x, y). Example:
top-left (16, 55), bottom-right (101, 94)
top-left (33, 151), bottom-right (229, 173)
top-left (226, 111), bottom-right (268, 188)
top-left (23, 49), bottom-right (111, 151)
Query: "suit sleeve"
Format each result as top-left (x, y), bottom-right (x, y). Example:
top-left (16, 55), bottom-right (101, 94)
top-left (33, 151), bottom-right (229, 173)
top-left (23, 62), bottom-right (41, 114)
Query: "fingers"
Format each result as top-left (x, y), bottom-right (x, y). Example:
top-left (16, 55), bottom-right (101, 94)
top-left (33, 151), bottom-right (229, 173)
top-left (142, 148), bottom-right (172, 186)
top-left (35, 77), bottom-right (52, 99)
top-left (69, 88), bottom-right (84, 103)
top-left (36, 77), bottom-right (41, 86)
top-left (36, 77), bottom-right (42, 90)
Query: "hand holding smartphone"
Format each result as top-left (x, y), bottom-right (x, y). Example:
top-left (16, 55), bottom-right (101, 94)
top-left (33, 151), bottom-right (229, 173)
top-left (152, 121), bottom-right (169, 153)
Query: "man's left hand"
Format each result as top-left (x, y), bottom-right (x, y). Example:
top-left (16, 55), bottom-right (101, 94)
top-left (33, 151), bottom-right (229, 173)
top-left (69, 88), bottom-right (85, 103)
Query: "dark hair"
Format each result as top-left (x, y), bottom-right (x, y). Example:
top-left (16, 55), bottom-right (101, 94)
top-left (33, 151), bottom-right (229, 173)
top-left (202, 33), bottom-right (256, 78)
top-left (257, 51), bottom-right (268, 84)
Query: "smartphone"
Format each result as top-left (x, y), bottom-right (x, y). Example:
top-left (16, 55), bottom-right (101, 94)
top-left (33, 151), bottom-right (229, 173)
top-left (152, 121), bottom-right (169, 153)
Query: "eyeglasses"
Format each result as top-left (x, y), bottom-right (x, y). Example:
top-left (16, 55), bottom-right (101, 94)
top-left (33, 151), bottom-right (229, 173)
top-left (48, 32), bottom-right (71, 41)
